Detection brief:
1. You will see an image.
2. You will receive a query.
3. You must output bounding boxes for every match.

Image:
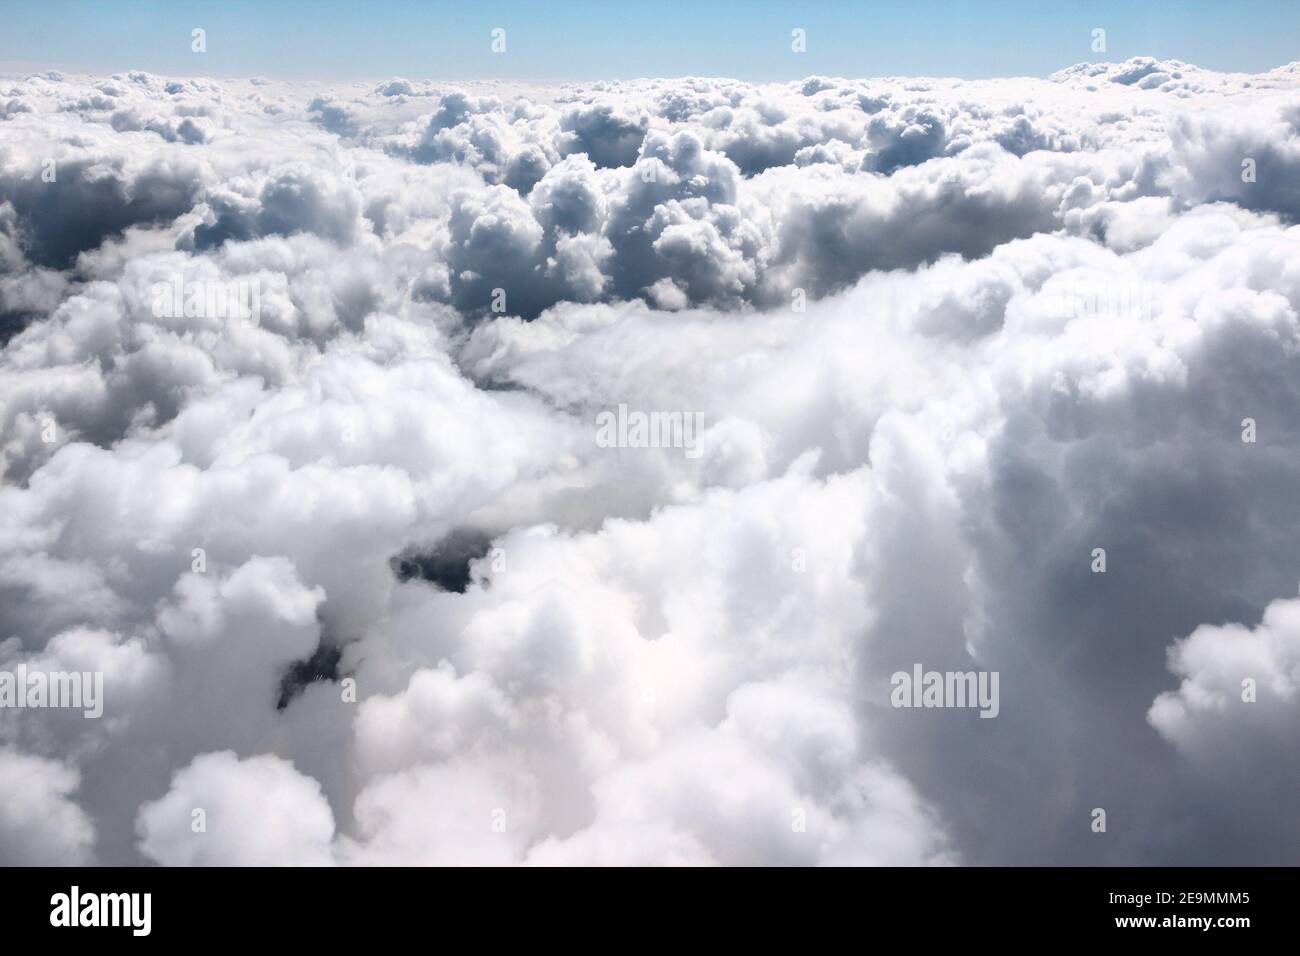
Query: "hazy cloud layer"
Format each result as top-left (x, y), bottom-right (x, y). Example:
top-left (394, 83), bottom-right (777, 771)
top-left (1, 59), bottom-right (1299, 864)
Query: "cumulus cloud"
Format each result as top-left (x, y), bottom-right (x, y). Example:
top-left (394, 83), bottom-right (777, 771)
top-left (136, 751), bottom-right (336, 865)
top-left (1, 57), bottom-right (1299, 865)
top-left (1149, 593), bottom-right (1300, 769)
top-left (0, 748), bottom-right (96, 864)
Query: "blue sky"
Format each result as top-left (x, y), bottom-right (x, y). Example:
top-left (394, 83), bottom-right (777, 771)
top-left (1, 0), bottom-right (1296, 80)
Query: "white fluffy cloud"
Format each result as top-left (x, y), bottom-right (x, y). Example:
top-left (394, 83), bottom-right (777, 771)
top-left (136, 751), bottom-right (336, 866)
top-left (1, 58), bottom-right (1299, 864)
top-left (0, 748), bottom-right (95, 864)
top-left (1149, 593), bottom-right (1300, 764)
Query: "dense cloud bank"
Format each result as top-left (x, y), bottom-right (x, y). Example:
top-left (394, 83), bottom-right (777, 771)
top-left (1, 59), bottom-right (1299, 864)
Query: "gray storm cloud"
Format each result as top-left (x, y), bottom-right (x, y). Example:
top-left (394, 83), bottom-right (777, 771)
top-left (0, 59), bottom-right (1298, 864)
